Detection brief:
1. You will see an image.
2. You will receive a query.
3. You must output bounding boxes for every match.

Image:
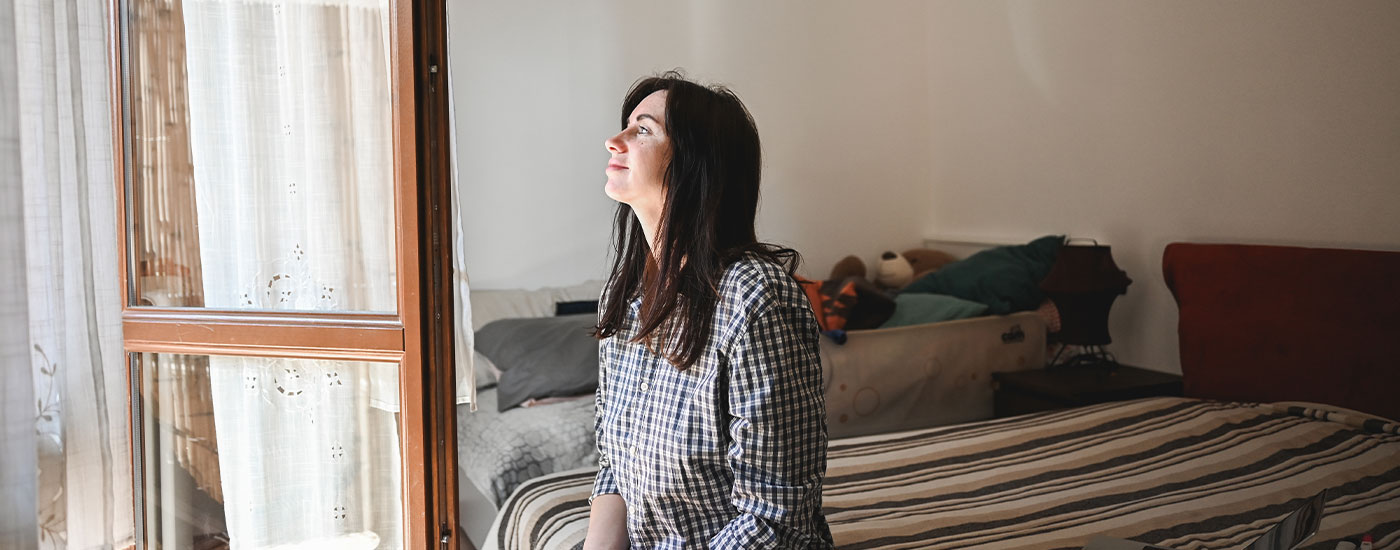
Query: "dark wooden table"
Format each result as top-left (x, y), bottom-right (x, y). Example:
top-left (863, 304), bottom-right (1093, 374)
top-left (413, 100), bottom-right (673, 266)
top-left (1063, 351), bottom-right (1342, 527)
top-left (992, 364), bottom-right (1184, 417)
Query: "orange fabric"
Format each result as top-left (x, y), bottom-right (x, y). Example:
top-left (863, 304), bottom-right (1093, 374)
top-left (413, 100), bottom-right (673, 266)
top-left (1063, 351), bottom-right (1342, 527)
top-left (795, 276), bottom-right (858, 331)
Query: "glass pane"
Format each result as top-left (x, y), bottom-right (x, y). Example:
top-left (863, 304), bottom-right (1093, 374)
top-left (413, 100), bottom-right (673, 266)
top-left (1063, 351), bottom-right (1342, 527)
top-left (137, 353), bottom-right (403, 549)
top-left (125, 0), bottom-right (397, 312)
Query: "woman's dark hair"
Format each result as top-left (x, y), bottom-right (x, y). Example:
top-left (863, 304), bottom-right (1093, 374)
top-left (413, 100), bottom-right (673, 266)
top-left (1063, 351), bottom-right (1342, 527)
top-left (594, 70), bottom-right (799, 371)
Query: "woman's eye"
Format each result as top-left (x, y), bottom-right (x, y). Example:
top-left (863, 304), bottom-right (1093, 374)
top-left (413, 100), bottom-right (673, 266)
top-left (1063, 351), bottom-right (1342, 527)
top-left (638, 126), bottom-right (650, 136)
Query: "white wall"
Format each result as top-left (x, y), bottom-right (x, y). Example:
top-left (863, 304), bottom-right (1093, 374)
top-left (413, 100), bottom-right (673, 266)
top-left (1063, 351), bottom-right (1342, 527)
top-left (924, 1), bottom-right (1400, 373)
top-left (450, 1), bottom-right (1400, 374)
top-left (448, 1), bottom-right (933, 290)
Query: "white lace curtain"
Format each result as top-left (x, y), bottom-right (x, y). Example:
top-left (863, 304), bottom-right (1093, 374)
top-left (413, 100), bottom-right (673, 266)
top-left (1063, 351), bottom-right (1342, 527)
top-left (181, 0), bottom-right (405, 548)
top-left (1, 0), bottom-right (474, 546)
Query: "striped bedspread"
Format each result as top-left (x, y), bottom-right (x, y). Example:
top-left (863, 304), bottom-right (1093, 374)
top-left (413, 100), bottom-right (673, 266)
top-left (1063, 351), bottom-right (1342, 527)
top-left (484, 397), bottom-right (1400, 550)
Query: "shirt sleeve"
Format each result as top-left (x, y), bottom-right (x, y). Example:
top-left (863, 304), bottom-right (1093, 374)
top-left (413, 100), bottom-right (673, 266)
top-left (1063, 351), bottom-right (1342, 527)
top-left (590, 340), bottom-right (619, 504)
top-left (710, 300), bottom-right (830, 549)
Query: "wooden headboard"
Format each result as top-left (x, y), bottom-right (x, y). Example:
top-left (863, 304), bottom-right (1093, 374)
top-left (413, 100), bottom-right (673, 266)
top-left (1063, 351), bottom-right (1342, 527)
top-left (1163, 242), bottom-right (1400, 421)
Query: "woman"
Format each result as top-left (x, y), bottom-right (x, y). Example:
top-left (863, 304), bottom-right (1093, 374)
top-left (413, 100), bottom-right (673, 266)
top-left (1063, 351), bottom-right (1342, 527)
top-left (583, 71), bottom-right (834, 549)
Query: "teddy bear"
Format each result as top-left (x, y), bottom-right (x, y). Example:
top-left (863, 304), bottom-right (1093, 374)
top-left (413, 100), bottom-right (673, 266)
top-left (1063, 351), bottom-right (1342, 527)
top-left (830, 248), bottom-right (958, 291)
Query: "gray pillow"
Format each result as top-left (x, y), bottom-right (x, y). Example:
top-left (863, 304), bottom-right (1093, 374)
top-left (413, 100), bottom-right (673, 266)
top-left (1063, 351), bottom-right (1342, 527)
top-left (471, 351), bottom-right (501, 390)
top-left (476, 314), bottom-right (599, 412)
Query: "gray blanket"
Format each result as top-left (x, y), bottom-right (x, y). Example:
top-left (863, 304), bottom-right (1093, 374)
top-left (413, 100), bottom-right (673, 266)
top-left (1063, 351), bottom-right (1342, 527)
top-left (456, 387), bottom-right (597, 506)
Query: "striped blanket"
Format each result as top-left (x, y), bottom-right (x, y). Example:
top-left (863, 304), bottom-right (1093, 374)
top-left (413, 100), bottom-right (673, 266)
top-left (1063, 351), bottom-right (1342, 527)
top-left (484, 397), bottom-right (1400, 550)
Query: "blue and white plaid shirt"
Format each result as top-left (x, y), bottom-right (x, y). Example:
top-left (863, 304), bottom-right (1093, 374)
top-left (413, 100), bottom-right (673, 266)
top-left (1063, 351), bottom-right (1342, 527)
top-left (591, 253), bottom-right (834, 549)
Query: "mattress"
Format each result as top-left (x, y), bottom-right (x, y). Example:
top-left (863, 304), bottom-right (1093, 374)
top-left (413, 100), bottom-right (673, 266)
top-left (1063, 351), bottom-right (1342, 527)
top-left (483, 397), bottom-right (1400, 550)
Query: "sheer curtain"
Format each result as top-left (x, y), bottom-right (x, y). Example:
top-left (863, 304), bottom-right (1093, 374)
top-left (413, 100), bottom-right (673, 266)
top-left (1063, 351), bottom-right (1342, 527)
top-left (0, 0), bottom-right (135, 548)
top-left (180, 0), bottom-right (404, 548)
top-left (1, 0), bottom-right (474, 546)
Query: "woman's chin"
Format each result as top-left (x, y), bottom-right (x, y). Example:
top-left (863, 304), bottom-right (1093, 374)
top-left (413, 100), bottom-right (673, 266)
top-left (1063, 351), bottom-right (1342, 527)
top-left (603, 181), bottom-right (627, 203)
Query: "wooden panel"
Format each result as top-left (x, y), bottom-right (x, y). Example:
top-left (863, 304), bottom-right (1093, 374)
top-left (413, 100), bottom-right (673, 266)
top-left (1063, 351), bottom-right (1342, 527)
top-left (412, 0), bottom-right (459, 544)
top-left (123, 309), bottom-right (403, 361)
top-left (388, 0), bottom-right (429, 546)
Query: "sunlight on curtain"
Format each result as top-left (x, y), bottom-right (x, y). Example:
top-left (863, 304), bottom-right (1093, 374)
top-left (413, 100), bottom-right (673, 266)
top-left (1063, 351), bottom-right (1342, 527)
top-left (447, 18), bottom-right (477, 412)
top-left (3, 0), bottom-right (473, 546)
top-left (1, 1), bottom-right (134, 548)
top-left (181, 0), bottom-right (404, 547)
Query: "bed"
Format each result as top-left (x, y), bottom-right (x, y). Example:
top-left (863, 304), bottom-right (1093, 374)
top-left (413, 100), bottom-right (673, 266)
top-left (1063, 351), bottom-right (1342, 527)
top-left (457, 273), bottom-right (1049, 546)
top-left (486, 397), bottom-right (1400, 549)
top-left (475, 242), bottom-right (1400, 550)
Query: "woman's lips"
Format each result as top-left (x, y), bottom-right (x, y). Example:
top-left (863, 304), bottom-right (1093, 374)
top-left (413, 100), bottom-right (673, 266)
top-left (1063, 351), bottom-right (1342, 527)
top-left (607, 163), bottom-right (627, 171)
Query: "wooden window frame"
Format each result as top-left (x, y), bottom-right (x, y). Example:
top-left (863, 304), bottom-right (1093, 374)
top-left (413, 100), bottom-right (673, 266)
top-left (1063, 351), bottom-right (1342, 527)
top-left (106, 0), bottom-right (457, 547)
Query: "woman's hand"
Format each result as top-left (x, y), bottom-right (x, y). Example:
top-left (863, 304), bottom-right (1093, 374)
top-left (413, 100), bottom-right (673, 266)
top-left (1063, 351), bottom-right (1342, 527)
top-left (582, 493), bottom-right (628, 550)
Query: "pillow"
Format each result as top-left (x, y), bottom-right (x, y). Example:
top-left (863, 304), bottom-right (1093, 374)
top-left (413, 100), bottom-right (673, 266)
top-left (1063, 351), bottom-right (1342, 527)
top-left (476, 314), bottom-right (599, 412)
top-left (796, 276), bottom-right (896, 331)
top-left (468, 279), bottom-right (605, 330)
top-left (878, 293), bottom-right (989, 328)
top-left (471, 351), bottom-right (502, 390)
top-left (796, 276), bottom-right (857, 331)
top-left (901, 235), bottom-right (1064, 315)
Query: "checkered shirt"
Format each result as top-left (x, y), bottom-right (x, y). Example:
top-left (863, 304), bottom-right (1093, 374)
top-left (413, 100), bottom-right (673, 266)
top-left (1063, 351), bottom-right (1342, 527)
top-left (591, 253), bottom-right (834, 549)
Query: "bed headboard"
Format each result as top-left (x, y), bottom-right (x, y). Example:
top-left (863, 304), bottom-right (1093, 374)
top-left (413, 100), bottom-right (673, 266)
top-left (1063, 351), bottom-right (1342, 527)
top-left (1163, 242), bottom-right (1400, 421)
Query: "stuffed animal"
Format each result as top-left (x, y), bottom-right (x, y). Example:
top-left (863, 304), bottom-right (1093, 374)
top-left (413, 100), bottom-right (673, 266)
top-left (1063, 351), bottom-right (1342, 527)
top-left (829, 248), bottom-right (957, 291)
top-left (829, 255), bottom-right (866, 281)
top-left (875, 251), bottom-right (914, 289)
top-left (802, 248), bottom-right (960, 337)
top-left (902, 248), bottom-right (958, 281)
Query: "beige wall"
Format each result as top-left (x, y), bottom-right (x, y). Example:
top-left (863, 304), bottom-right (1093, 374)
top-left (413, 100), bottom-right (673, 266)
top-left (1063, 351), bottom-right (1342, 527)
top-left (450, 1), bottom-right (1400, 373)
top-left (924, 2), bottom-right (1400, 372)
top-left (448, 0), bottom-right (933, 290)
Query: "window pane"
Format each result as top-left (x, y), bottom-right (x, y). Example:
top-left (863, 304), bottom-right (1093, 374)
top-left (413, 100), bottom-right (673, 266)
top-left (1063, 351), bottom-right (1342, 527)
top-left (138, 352), bottom-right (403, 549)
top-left (126, 0), bottom-right (396, 313)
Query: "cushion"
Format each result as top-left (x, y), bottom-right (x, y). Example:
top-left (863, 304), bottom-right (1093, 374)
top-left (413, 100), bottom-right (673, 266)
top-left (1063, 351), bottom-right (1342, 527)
top-left (797, 276), bottom-right (857, 331)
top-left (902, 235), bottom-right (1064, 315)
top-left (468, 280), bottom-right (605, 330)
top-left (472, 351), bottom-right (502, 390)
top-left (460, 280), bottom-right (603, 407)
top-left (796, 276), bottom-right (896, 331)
top-left (879, 293), bottom-right (989, 328)
top-left (476, 314), bottom-right (600, 412)
top-left (1164, 242), bottom-right (1400, 422)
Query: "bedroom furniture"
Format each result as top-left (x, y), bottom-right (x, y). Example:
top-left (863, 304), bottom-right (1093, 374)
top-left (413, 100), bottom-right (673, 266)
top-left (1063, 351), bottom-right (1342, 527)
top-left (476, 242), bottom-right (1400, 550)
top-left (1163, 242), bottom-right (1400, 422)
top-left (486, 397), bottom-right (1400, 550)
top-left (457, 280), bottom-right (606, 547)
top-left (457, 281), bottom-right (1049, 547)
top-left (822, 311), bottom-right (1045, 438)
top-left (991, 363), bottom-right (1182, 417)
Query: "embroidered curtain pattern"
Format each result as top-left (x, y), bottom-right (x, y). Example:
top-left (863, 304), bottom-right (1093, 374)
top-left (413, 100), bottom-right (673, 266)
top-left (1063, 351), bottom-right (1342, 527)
top-left (179, 0), bottom-right (404, 547)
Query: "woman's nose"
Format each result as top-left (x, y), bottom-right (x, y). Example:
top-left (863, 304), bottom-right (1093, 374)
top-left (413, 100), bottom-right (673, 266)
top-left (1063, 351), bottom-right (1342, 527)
top-left (605, 131), bottom-right (624, 153)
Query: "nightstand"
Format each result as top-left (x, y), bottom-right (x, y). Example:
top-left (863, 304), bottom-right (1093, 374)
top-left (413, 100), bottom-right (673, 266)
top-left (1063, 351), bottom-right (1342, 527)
top-left (992, 364), bottom-right (1183, 417)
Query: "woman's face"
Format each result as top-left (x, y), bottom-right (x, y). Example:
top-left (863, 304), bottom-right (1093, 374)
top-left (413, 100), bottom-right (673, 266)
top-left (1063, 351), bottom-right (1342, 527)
top-left (604, 90), bottom-right (670, 214)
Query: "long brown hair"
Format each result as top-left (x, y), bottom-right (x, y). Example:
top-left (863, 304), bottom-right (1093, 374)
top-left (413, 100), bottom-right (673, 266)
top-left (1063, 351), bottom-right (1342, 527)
top-left (594, 71), bottom-right (799, 371)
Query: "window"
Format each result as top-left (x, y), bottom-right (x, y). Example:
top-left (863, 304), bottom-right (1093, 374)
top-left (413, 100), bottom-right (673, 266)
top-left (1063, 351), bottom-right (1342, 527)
top-left (110, 0), bottom-right (457, 547)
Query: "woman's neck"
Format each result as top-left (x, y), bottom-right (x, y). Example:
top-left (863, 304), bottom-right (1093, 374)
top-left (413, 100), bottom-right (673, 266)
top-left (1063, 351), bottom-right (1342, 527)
top-left (635, 206), bottom-right (662, 260)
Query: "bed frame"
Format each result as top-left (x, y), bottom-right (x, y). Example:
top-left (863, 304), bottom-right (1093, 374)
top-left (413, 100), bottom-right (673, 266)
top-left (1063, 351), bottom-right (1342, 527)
top-left (1164, 242), bottom-right (1400, 421)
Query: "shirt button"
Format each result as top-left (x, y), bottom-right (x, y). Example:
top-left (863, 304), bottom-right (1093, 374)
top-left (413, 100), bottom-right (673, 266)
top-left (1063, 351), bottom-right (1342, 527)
top-left (630, 444), bottom-right (638, 455)
top-left (640, 382), bottom-right (649, 392)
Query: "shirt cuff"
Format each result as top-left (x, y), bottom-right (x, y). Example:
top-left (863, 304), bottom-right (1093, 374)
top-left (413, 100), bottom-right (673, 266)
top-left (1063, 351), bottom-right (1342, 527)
top-left (589, 466), bottom-right (619, 505)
